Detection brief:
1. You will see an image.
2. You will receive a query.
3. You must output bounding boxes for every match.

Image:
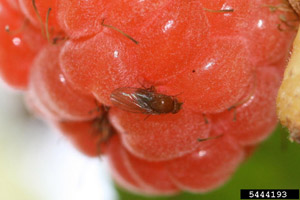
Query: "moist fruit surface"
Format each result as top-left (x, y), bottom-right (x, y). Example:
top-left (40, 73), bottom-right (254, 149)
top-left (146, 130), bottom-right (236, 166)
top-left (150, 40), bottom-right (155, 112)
top-left (0, 0), bottom-right (297, 195)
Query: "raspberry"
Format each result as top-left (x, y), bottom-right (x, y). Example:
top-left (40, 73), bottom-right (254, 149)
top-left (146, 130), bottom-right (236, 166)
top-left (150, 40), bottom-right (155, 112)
top-left (200, 0), bottom-right (250, 35)
top-left (19, 0), bottom-right (61, 34)
top-left (245, 0), bottom-right (297, 65)
top-left (57, 0), bottom-right (112, 38)
top-left (107, 135), bottom-right (179, 195)
top-left (60, 30), bottom-right (140, 105)
top-left (0, 0), bottom-right (298, 196)
top-left (165, 134), bottom-right (244, 193)
top-left (0, 0), bottom-right (45, 89)
top-left (163, 36), bottom-right (253, 113)
top-left (4, 0), bottom-right (19, 10)
top-left (109, 107), bottom-right (210, 161)
top-left (212, 67), bottom-right (282, 145)
top-left (27, 44), bottom-right (100, 121)
top-left (107, 133), bottom-right (244, 194)
top-left (54, 119), bottom-right (109, 157)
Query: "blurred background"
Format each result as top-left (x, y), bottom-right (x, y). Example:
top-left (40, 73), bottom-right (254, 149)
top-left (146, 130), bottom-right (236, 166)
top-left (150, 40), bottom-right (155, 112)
top-left (1, 83), bottom-right (300, 200)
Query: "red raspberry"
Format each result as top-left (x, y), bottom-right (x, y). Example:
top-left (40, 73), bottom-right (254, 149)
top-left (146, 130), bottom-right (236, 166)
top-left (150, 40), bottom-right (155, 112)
top-left (19, 0), bottom-right (61, 34)
top-left (60, 29), bottom-right (140, 104)
top-left (109, 107), bottom-right (210, 161)
top-left (162, 36), bottom-right (253, 113)
top-left (211, 67), bottom-right (282, 146)
top-left (3, 0), bottom-right (19, 10)
top-left (0, 0), bottom-right (297, 196)
top-left (107, 134), bottom-right (244, 194)
top-left (27, 44), bottom-right (100, 121)
top-left (54, 119), bottom-right (109, 157)
top-left (107, 135), bottom-right (179, 195)
top-left (0, 0), bottom-right (45, 89)
top-left (245, 0), bottom-right (297, 65)
top-left (57, 0), bottom-right (113, 38)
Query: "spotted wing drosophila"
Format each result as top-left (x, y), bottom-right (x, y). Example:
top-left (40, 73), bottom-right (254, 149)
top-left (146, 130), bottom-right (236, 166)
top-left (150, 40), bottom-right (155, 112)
top-left (110, 86), bottom-right (183, 114)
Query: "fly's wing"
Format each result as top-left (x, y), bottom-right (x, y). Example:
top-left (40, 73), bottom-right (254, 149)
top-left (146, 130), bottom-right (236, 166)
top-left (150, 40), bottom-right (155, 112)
top-left (110, 87), bottom-right (153, 113)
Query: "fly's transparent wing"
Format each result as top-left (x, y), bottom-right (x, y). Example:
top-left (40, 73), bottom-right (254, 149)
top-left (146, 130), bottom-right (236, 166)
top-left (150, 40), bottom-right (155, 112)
top-left (110, 87), bottom-right (153, 113)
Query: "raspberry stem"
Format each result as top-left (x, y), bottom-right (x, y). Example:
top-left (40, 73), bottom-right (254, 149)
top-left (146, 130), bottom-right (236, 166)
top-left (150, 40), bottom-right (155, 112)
top-left (277, 26), bottom-right (300, 143)
top-left (288, 0), bottom-right (300, 15)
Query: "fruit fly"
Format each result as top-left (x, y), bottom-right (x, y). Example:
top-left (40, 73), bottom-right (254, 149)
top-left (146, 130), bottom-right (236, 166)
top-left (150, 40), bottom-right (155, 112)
top-left (110, 86), bottom-right (183, 114)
